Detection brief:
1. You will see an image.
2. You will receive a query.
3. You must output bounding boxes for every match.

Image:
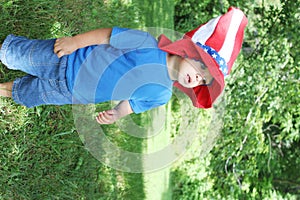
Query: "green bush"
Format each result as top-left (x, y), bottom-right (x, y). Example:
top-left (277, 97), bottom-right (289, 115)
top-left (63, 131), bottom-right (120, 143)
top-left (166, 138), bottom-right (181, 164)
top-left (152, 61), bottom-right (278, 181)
top-left (171, 0), bottom-right (300, 199)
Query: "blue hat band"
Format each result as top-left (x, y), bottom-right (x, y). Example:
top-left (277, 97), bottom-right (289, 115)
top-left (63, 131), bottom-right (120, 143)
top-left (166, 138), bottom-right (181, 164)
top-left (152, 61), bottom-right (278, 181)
top-left (196, 42), bottom-right (228, 76)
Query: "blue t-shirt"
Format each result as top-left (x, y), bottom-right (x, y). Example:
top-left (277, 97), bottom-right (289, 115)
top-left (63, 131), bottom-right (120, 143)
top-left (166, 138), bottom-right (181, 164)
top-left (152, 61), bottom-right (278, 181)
top-left (66, 27), bottom-right (173, 113)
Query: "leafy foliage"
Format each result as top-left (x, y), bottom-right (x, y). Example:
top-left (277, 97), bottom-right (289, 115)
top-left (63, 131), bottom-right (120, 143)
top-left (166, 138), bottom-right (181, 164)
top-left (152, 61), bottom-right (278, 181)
top-left (171, 0), bottom-right (300, 199)
top-left (174, 0), bottom-right (222, 33)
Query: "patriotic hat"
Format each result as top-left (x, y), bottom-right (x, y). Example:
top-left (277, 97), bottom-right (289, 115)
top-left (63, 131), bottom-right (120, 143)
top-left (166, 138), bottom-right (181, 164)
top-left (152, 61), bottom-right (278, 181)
top-left (158, 7), bottom-right (248, 108)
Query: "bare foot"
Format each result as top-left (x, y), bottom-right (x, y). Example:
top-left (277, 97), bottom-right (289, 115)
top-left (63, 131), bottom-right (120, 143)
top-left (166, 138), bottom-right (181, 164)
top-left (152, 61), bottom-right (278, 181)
top-left (0, 81), bottom-right (13, 98)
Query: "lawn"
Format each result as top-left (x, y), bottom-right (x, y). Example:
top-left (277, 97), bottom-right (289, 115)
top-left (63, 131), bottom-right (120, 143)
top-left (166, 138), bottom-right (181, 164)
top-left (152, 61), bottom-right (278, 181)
top-left (0, 0), bottom-right (175, 199)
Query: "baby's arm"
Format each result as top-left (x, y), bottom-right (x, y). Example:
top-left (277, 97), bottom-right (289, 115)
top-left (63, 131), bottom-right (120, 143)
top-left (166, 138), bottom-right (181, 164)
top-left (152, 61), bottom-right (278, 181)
top-left (96, 100), bottom-right (133, 124)
top-left (54, 28), bottom-right (112, 58)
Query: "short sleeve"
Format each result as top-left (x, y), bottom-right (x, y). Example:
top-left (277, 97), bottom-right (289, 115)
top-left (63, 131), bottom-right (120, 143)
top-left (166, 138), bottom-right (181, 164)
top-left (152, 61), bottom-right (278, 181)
top-left (110, 27), bottom-right (158, 49)
top-left (129, 99), bottom-right (164, 114)
top-left (128, 84), bottom-right (172, 114)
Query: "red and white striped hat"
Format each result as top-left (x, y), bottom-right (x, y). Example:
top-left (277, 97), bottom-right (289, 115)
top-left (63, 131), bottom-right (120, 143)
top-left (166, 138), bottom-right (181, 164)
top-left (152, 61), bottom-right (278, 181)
top-left (158, 7), bottom-right (248, 108)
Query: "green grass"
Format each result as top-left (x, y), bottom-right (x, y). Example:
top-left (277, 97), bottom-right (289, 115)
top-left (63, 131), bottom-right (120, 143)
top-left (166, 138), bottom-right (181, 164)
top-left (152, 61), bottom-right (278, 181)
top-left (143, 102), bottom-right (172, 200)
top-left (0, 0), bottom-right (174, 199)
top-left (133, 0), bottom-right (174, 29)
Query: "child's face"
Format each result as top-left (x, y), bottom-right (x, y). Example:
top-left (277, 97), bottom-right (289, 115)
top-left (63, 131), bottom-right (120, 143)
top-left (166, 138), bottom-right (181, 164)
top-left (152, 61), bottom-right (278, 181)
top-left (177, 58), bottom-right (213, 88)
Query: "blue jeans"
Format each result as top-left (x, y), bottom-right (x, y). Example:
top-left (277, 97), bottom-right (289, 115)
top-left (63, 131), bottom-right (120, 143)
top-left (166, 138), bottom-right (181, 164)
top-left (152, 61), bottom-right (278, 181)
top-left (0, 35), bottom-right (72, 107)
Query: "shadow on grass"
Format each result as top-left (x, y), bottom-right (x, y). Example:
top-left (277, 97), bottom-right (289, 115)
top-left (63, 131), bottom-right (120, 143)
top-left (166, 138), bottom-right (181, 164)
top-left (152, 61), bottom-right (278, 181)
top-left (0, 0), bottom-right (145, 199)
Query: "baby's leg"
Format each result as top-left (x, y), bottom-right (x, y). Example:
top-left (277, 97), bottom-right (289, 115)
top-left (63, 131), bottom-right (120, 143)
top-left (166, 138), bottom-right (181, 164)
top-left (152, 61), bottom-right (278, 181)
top-left (0, 35), bottom-right (63, 79)
top-left (0, 81), bottom-right (13, 98)
top-left (12, 75), bottom-right (72, 107)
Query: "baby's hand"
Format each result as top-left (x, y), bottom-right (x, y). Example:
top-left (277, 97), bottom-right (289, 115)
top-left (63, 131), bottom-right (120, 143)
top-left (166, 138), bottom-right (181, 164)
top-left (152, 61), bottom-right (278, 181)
top-left (54, 37), bottom-right (78, 58)
top-left (96, 109), bottom-right (120, 124)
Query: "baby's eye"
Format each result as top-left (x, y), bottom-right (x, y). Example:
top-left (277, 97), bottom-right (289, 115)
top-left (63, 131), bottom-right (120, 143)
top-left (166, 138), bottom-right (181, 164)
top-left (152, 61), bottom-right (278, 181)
top-left (196, 74), bottom-right (207, 85)
top-left (200, 63), bottom-right (207, 70)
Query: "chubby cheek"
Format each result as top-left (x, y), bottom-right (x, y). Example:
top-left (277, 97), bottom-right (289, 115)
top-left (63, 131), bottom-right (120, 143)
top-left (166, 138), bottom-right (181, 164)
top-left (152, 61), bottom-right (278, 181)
top-left (177, 73), bottom-right (187, 86)
top-left (191, 82), bottom-right (201, 88)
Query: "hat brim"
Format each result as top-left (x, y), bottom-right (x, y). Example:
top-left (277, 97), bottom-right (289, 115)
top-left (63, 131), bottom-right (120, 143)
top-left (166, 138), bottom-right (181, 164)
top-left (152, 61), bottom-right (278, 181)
top-left (158, 34), bottom-right (225, 108)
